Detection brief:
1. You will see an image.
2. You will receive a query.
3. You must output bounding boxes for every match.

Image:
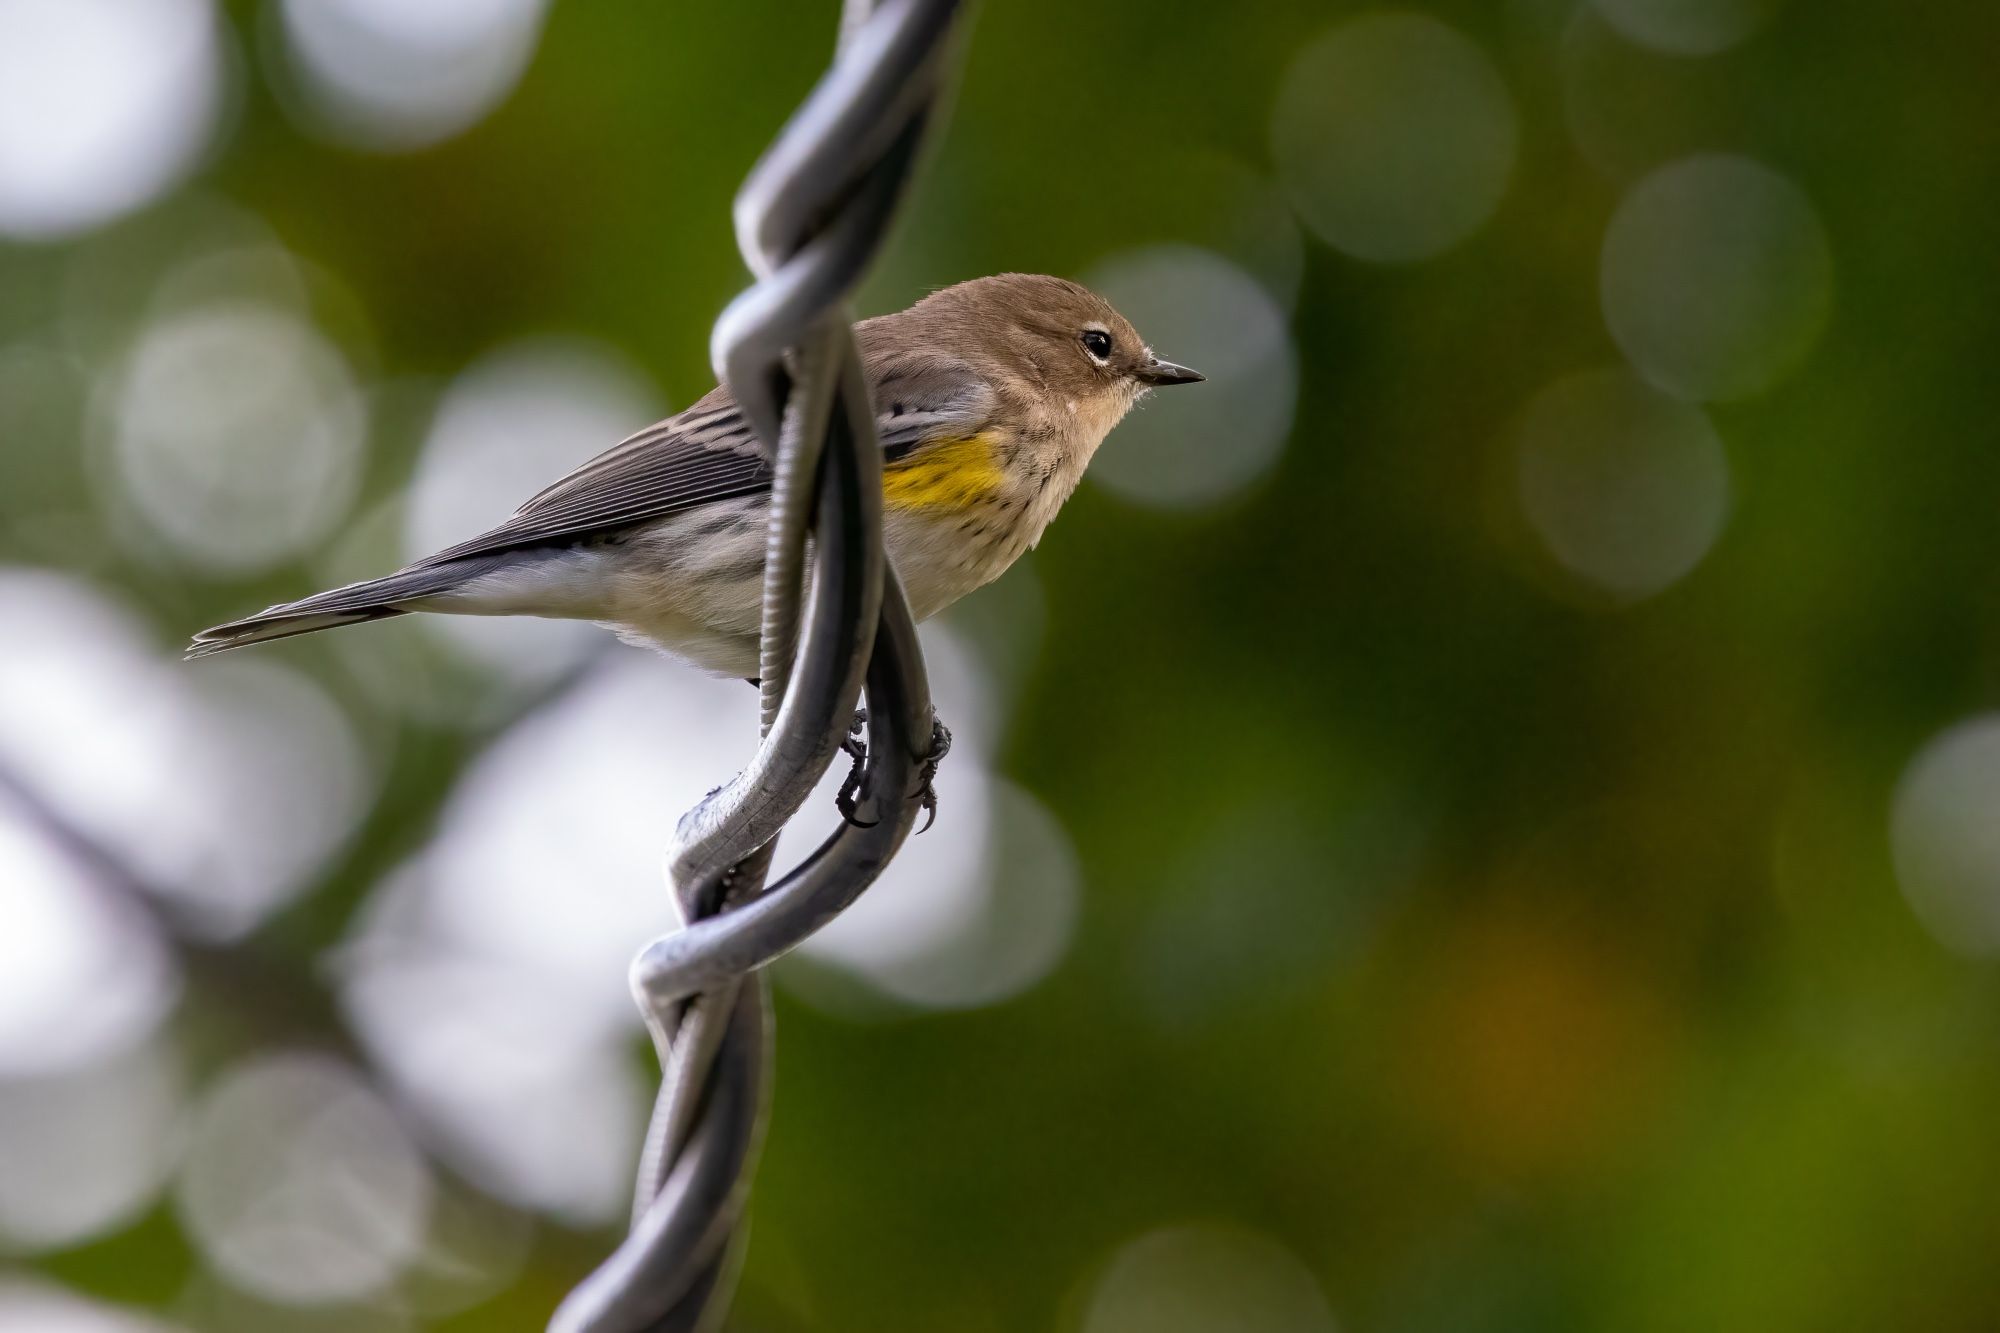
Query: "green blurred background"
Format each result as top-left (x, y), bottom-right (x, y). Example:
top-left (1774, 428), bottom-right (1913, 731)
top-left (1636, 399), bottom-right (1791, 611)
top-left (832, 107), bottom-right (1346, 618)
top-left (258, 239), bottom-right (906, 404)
top-left (5, 0), bottom-right (2000, 1330)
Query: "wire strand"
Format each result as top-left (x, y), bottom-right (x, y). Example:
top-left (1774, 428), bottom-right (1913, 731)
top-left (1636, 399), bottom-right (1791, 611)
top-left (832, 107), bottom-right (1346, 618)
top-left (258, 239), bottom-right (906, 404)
top-left (547, 4), bottom-right (967, 1329)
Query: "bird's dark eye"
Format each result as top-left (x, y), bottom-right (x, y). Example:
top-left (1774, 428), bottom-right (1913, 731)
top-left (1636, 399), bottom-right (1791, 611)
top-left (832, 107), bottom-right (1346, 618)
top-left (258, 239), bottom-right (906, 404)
top-left (1081, 329), bottom-right (1112, 360)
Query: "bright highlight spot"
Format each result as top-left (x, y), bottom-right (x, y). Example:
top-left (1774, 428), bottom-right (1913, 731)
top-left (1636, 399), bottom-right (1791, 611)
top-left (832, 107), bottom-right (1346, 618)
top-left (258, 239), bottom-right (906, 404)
top-left (176, 1053), bottom-right (432, 1305)
top-left (1592, 0), bottom-right (1781, 56)
top-left (795, 630), bottom-right (1080, 1009)
top-left (798, 779), bottom-right (1079, 1010)
top-left (1601, 154), bottom-right (1832, 402)
top-left (1558, 7), bottom-right (1716, 182)
top-left (109, 302), bottom-right (367, 575)
top-left (340, 945), bottom-right (644, 1224)
top-left (334, 651), bottom-right (739, 1220)
top-left (1083, 1223), bottom-right (1339, 1333)
top-left (328, 619), bottom-right (1052, 1214)
top-left (403, 337), bottom-right (662, 689)
top-left (166, 658), bottom-right (374, 937)
top-left (0, 796), bottom-right (178, 1077)
top-left (1272, 13), bottom-right (1517, 264)
top-left (0, 1278), bottom-right (187, 1333)
top-left (278, 0), bottom-right (554, 150)
top-left (1513, 369), bottom-right (1730, 600)
top-left (1086, 246), bottom-right (1296, 509)
top-left (0, 1046), bottom-right (183, 1251)
top-left (0, 0), bottom-right (223, 240)
top-left (417, 654), bottom-right (746, 1021)
top-left (0, 569), bottom-right (370, 942)
top-left (1892, 715), bottom-right (2000, 957)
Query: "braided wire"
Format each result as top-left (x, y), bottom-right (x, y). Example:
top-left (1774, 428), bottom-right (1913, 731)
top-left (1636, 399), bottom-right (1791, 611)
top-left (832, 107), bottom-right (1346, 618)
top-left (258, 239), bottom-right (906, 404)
top-left (548, 2), bottom-right (969, 1329)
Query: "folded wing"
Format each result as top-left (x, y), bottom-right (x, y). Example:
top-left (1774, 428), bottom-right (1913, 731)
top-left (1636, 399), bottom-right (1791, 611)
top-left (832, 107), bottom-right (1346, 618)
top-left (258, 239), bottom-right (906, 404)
top-left (419, 356), bottom-right (996, 567)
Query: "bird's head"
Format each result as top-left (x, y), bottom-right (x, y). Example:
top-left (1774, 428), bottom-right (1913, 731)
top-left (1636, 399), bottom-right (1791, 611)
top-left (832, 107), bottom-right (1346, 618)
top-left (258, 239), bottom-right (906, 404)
top-left (908, 272), bottom-right (1204, 422)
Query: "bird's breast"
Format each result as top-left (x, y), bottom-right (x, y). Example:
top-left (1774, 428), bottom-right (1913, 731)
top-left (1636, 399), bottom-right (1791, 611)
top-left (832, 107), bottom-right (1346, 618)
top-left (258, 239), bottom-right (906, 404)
top-left (885, 495), bottom-right (1040, 622)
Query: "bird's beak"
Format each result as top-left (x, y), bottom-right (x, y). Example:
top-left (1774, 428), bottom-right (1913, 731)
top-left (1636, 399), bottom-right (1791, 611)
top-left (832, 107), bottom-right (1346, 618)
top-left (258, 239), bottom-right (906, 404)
top-left (1135, 356), bottom-right (1205, 387)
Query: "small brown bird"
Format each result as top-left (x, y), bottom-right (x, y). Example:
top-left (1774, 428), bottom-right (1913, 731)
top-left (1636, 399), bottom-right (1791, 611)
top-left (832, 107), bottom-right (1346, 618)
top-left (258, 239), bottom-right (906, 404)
top-left (189, 274), bottom-right (1202, 677)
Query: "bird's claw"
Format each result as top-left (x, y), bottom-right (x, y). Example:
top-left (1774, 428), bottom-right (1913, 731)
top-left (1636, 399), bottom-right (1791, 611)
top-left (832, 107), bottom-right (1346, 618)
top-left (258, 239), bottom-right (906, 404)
top-left (833, 711), bottom-right (951, 833)
top-left (835, 709), bottom-right (877, 828)
top-left (913, 718), bottom-right (952, 834)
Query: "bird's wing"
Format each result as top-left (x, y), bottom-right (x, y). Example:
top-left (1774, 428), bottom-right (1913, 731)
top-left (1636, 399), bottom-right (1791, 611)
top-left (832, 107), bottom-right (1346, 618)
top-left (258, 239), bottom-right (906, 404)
top-left (419, 361), bottom-right (996, 567)
top-left (869, 353), bottom-right (1002, 462)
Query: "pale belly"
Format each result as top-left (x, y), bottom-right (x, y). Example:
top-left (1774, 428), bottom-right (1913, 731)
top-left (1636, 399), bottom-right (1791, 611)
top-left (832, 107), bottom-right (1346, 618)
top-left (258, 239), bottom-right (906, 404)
top-left (514, 497), bottom-right (1040, 677)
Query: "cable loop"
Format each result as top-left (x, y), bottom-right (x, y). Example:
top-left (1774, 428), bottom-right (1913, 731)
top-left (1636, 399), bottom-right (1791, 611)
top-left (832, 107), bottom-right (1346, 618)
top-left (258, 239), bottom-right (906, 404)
top-left (549, 3), bottom-right (968, 1329)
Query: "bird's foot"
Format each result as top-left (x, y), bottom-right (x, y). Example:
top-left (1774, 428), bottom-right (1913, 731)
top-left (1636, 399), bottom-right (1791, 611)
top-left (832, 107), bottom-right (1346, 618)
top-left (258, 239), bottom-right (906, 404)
top-left (913, 717), bottom-right (952, 834)
top-left (835, 709), bottom-right (875, 828)
top-left (833, 711), bottom-right (951, 832)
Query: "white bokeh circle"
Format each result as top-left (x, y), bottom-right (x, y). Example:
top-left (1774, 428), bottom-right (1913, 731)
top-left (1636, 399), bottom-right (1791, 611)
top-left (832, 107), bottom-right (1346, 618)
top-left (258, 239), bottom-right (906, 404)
top-left (166, 656), bottom-right (374, 937)
top-left (1513, 368), bottom-right (1731, 600)
top-left (794, 778), bottom-right (1080, 1011)
top-left (0, 1045), bottom-right (184, 1251)
top-left (0, 568), bottom-right (371, 942)
top-left (107, 301), bottom-right (367, 575)
top-left (1601, 154), bottom-right (1832, 402)
top-left (340, 939), bottom-right (645, 1225)
top-left (0, 0), bottom-right (225, 240)
top-left (276, 0), bottom-right (553, 150)
top-left (793, 628), bottom-right (1079, 1010)
top-left (414, 651), bottom-right (749, 1023)
top-left (1591, 0), bottom-right (1781, 56)
top-left (1272, 12), bottom-right (1517, 263)
top-left (1892, 715), bottom-right (2000, 957)
top-left (402, 337), bottom-right (662, 689)
top-left (1083, 1223), bottom-right (1338, 1333)
top-left (176, 1053), bottom-right (432, 1305)
top-left (0, 1278), bottom-right (189, 1333)
top-left (0, 795), bottom-right (179, 1077)
top-left (1085, 246), bottom-right (1297, 510)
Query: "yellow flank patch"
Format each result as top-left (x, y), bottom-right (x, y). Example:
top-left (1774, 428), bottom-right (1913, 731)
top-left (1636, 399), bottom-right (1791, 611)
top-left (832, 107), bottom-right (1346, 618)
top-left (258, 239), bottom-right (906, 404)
top-left (882, 433), bottom-right (1006, 512)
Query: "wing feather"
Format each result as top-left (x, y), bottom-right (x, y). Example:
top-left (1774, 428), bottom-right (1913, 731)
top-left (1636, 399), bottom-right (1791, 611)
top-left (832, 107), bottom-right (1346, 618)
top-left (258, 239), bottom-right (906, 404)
top-left (418, 359), bottom-right (996, 567)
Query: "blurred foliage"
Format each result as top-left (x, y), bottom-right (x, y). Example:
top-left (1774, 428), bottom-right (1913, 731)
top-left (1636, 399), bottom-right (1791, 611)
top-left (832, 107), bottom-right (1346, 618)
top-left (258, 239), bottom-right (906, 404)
top-left (7, 0), bottom-right (2000, 1331)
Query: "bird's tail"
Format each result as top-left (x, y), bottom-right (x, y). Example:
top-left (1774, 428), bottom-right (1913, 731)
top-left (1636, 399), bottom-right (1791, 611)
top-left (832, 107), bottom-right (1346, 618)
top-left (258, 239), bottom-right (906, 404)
top-left (186, 556), bottom-right (505, 659)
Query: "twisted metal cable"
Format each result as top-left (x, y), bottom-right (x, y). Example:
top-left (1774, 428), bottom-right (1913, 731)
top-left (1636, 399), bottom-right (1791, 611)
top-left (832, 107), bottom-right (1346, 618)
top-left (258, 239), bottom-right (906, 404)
top-left (549, 2), bottom-right (968, 1329)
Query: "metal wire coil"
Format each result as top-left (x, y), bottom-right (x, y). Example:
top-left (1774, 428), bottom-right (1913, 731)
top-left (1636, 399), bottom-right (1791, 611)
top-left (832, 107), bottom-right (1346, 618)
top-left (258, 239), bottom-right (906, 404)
top-left (549, 2), bottom-right (969, 1328)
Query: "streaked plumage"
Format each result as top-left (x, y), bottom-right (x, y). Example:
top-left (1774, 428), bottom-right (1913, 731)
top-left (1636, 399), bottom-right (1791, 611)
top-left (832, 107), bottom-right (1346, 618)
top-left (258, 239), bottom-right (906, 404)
top-left (189, 274), bottom-right (1202, 677)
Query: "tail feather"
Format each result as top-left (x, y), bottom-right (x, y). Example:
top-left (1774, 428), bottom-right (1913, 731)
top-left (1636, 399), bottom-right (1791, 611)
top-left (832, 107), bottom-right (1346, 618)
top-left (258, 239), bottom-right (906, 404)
top-left (185, 607), bottom-right (408, 658)
top-left (186, 556), bottom-right (508, 659)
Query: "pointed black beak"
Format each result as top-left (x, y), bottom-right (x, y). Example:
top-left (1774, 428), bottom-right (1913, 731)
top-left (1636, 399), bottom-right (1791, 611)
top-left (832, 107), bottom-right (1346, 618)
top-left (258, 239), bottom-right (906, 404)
top-left (1135, 357), bottom-right (1205, 387)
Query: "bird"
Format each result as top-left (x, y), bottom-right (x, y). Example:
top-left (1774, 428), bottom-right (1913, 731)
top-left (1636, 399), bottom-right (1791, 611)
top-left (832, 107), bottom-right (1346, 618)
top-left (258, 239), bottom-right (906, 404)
top-left (188, 273), bottom-right (1204, 678)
